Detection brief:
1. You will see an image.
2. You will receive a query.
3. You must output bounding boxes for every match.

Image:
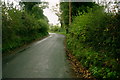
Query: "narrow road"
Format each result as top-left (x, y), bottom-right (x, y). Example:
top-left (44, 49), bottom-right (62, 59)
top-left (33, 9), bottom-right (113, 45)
top-left (3, 33), bottom-right (73, 78)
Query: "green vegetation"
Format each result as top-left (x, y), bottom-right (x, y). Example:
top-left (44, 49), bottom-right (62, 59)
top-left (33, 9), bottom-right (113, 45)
top-left (60, 2), bottom-right (120, 78)
top-left (2, 2), bottom-right (49, 53)
top-left (2, 1), bottom-right (120, 78)
top-left (49, 25), bottom-right (66, 35)
top-left (60, 2), bottom-right (96, 33)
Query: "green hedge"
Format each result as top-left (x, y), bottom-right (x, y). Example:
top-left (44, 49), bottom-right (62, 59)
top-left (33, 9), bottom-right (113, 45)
top-left (66, 6), bottom-right (120, 78)
top-left (2, 6), bottom-right (49, 53)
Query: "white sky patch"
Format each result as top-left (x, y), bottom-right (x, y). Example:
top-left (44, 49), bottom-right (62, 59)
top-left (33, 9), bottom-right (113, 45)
top-left (43, 8), bottom-right (60, 26)
top-left (2, 0), bottom-right (61, 26)
top-left (2, 0), bottom-right (21, 9)
top-left (42, 0), bottom-right (60, 26)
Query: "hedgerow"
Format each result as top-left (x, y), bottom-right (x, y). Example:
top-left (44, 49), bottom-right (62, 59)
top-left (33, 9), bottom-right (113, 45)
top-left (2, 3), bottom-right (49, 53)
top-left (66, 6), bottom-right (120, 78)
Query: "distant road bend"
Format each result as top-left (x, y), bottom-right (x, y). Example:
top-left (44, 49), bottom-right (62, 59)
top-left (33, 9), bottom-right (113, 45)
top-left (3, 33), bottom-right (73, 78)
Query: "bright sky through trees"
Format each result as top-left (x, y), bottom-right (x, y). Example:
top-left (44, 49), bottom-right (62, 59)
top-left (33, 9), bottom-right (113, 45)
top-left (2, 0), bottom-right (119, 25)
top-left (42, 0), bottom-right (60, 26)
top-left (2, 0), bottom-right (60, 26)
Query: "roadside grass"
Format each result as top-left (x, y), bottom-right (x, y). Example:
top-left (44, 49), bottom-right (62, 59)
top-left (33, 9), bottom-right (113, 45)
top-left (65, 37), bottom-right (117, 79)
top-left (66, 36), bottom-right (120, 78)
top-left (49, 31), bottom-right (66, 36)
top-left (55, 31), bottom-right (66, 35)
top-left (3, 34), bottom-right (49, 57)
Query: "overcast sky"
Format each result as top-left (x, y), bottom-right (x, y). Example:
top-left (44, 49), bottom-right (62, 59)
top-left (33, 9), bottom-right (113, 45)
top-left (42, 0), bottom-right (60, 26)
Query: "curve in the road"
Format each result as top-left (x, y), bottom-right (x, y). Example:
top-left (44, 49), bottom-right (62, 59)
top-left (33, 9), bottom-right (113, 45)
top-left (3, 33), bottom-right (73, 78)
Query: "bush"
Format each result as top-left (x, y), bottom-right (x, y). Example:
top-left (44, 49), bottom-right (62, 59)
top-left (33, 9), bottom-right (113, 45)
top-left (2, 4), bottom-right (49, 53)
top-left (66, 6), bottom-right (120, 78)
top-left (49, 25), bottom-right (65, 33)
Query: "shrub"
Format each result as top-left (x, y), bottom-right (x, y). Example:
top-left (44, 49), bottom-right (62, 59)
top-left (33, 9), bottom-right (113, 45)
top-left (66, 6), bottom-right (120, 78)
top-left (2, 4), bottom-right (49, 53)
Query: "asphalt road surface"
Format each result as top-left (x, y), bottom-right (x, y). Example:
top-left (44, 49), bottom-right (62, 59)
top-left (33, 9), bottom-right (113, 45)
top-left (3, 33), bottom-right (73, 78)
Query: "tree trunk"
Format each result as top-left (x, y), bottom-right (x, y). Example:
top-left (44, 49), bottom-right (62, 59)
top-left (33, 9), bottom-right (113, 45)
top-left (67, 0), bottom-right (71, 34)
top-left (69, 0), bottom-right (72, 25)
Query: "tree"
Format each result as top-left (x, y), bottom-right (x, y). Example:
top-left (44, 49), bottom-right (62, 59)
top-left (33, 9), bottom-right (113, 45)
top-left (2, 2), bottom-right (49, 53)
top-left (60, 2), bottom-right (69, 33)
top-left (60, 2), bottom-right (96, 34)
top-left (69, 0), bottom-right (72, 26)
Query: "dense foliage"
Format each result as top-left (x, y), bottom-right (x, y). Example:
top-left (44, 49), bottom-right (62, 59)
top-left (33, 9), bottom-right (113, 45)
top-left (2, 2), bottom-right (49, 53)
top-left (60, 2), bottom-right (69, 33)
top-left (49, 25), bottom-right (65, 32)
top-left (60, 2), bottom-right (120, 78)
top-left (60, 2), bottom-right (96, 32)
